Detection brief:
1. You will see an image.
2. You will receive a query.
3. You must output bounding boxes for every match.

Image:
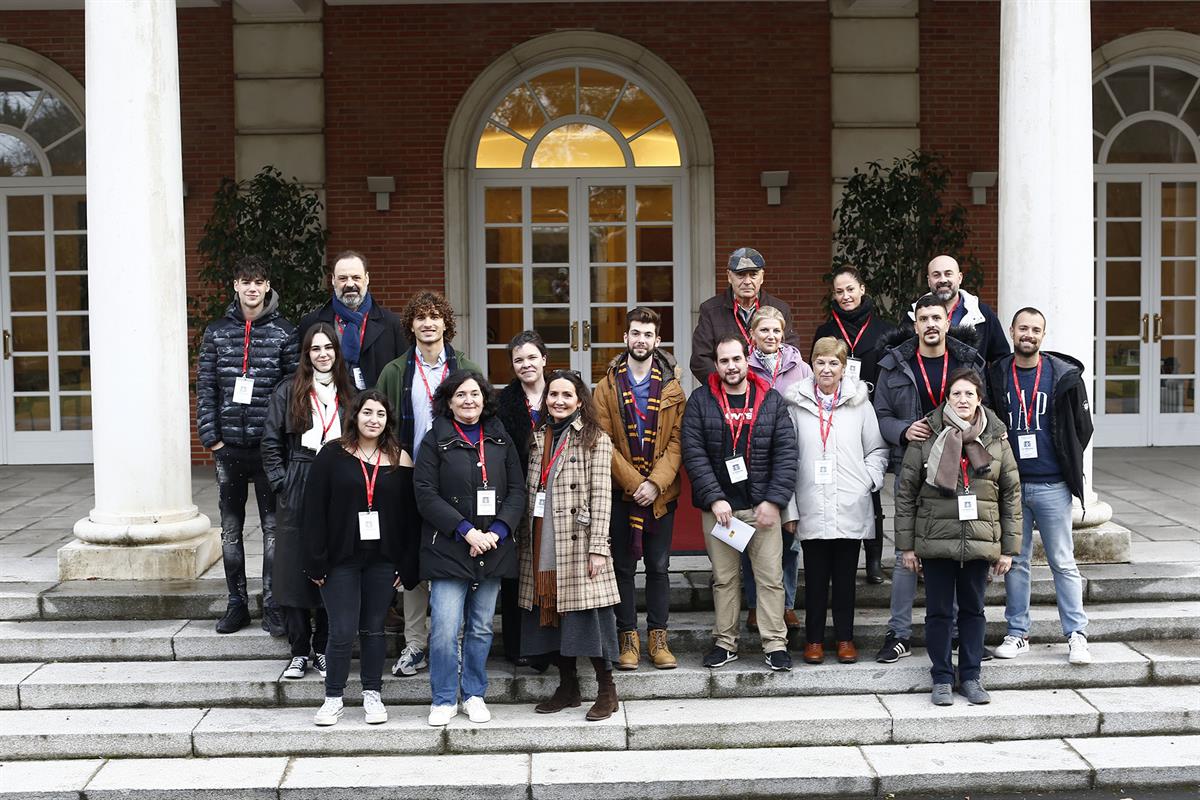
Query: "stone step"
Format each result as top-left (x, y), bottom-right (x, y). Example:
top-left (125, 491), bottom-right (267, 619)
top-left (7, 640), bottom-right (1198, 710)
top-left (3, 735), bottom-right (1198, 797)
top-left (5, 561), bottom-right (1196, 621)
top-left (3, 686), bottom-right (1197, 760)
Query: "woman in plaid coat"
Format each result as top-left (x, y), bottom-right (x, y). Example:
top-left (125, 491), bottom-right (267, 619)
top-left (519, 370), bottom-right (621, 721)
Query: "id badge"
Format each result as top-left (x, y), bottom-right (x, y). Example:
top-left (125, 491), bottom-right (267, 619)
top-left (477, 489), bottom-right (497, 515)
top-left (957, 494), bottom-right (978, 521)
top-left (725, 456), bottom-right (748, 484)
top-left (358, 510), bottom-right (381, 540)
top-left (352, 367), bottom-right (366, 390)
top-left (844, 358), bottom-right (862, 381)
top-left (533, 491), bottom-right (546, 518)
top-left (232, 376), bottom-right (254, 405)
top-left (1017, 434), bottom-right (1038, 460)
top-left (814, 457), bottom-right (834, 485)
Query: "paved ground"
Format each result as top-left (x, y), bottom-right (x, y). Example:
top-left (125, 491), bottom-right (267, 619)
top-left (0, 448), bottom-right (1196, 582)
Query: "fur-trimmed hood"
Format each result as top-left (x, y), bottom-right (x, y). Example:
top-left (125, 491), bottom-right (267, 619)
top-left (878, 324), bottom-right (983, 368)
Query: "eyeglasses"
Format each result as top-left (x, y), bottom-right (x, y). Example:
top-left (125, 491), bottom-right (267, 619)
top-left (548, 369), bottom-right (583, 379)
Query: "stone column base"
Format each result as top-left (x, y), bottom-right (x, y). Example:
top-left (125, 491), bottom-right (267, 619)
top-left (57, 529), bottom-right (222, 581)
top-left (1032, 520), bottom-right (1132, 566)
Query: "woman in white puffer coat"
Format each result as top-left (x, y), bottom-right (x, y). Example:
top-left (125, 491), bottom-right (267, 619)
top-left (784, 337), bottom-right (889, 666)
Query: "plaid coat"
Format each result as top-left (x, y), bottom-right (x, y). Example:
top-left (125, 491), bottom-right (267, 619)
top-left (518, 418), bottom-right (621, 613)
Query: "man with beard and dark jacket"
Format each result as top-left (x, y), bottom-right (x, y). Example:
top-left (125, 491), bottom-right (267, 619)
top-left (987, 307), bottom-right (1094, 666)
top-left (690, 247), bottom-right (801, 383)
top-left (197, 255), bottom-right (300, 635)
top-left (297, 250), bottom-right (405, 390)
top-left (872, 295), bottom-right (986, 664)
top-left (682, 335), bottom-right (798, 672)
top-left (812, 265), bottom-right (899, 583)
top-left (594, 307), bottom-right (687, 671)
top-left (907, 255), bottom-right (1010, 365)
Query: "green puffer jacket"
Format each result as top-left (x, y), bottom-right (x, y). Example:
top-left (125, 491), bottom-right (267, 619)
top-left (894, 405), bottom-right (1022, 562)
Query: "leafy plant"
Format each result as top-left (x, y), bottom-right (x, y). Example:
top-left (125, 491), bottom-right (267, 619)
top-left (831, 150), bottom-right (980, 324)
top-left (190, 166), bottom-right (327, 357)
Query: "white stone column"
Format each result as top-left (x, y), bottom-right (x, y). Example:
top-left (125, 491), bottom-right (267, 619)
top-left (997, 0), bottom-right (1122, 558)
top-left (59, 0), bottom-right (217, 580)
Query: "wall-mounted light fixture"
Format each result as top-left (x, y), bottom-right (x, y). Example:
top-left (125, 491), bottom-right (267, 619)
top-left (367, 176), bottom-right (396, 211)
top-left (760, 171), bottom-right (789, 206)
top-left (967, 171), bottom-right (997, 205)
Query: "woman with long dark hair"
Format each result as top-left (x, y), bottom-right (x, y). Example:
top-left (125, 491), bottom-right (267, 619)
top-left (519, 370), bottom-right (621, 721)
top-left (300, 389), bottom-right (418, 726)
top-left (262, 323), bottom-right (355, 680)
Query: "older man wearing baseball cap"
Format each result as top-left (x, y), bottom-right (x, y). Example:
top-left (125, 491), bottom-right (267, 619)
top-left (689, 247), bottom-right (801, 383)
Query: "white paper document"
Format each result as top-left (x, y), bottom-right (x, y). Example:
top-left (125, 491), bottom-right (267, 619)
top-left (709, 516), bottom-right (756, 552)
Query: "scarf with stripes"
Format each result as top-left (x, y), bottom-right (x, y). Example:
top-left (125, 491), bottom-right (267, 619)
top-left (616, 354), bottom-right (662, 559)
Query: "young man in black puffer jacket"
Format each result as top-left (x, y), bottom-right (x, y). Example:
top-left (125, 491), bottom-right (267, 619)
top-left (197, 256), bottom-right (299, 635)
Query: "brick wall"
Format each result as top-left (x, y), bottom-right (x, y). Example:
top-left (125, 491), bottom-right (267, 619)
top-left (323, 1), bottom-right (832, 340)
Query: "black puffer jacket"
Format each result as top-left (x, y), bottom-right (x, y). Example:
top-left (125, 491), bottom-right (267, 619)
top-left (197, 292), bottom-right (299, 449)
top-left (414, 415), bottom-right (527, 583)
top-left (681, 371), bottom-right (797, 511)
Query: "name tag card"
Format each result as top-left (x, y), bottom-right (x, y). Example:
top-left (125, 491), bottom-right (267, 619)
top-left (814, 457), bottom-right (834, 485)
top-left (1017, 434), bottom-right (1038, 460)
top-left (477, 489), bottom-right (497, 515)
top-left (957, 494), bottom-right (978, 521)
top-left (352, 367), bottom-right (366, 390)
top-left (358, 510), bottom-right (381, 540)
top-left (533, 491), bottom-right (546, 518)
top-left (725, 456), bottom-right (748, 483)
top-left (232, 376), bottom-right (254, 405)
top-left (844, 358), bottom-right (862, 381)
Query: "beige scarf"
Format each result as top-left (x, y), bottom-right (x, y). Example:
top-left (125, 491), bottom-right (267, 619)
top-left (925, 405), bottom-right (990, 493)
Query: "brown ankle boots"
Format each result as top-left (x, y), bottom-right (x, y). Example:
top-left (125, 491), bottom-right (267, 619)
top-left (586, 657), bottom-right (619, 721)
top-left (534, 655), bottom-right (581, 714)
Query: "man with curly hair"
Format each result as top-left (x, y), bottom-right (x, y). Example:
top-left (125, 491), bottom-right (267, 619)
top-left (376, 291), bottom-right (482, 677)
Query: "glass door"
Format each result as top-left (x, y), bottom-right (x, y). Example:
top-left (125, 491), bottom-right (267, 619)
top-left (0, 187), bottom-right (91, 463)
top-left (1153, 176), bottom-right (1199, 443)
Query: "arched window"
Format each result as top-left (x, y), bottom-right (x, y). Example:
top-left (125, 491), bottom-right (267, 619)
top-left (1094, 62), bottom-right (1200, 164)
top-left (475, 67), bottom-right (681, 169)
top-left (0, 75), bottom-right (85, 177)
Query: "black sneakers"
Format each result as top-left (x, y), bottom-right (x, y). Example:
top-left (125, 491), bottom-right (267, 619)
top-left (765, 650), bottom-right (793, 672)
top-left (215, 604), bottom-right (250, 634)
top-left (875, 633), bottom-right (912, 663)
top-left (702, 646), bottom-right (738, 668)
top-left (261, 605), bottom-right (287, 638)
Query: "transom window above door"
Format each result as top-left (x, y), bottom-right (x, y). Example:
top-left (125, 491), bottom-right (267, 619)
top-left (0, 76), bottom-right (86, 177)
top-left (1094, 62), bottom-right (1200, 164)
top-left (475, 67), bottom-right (681, 169)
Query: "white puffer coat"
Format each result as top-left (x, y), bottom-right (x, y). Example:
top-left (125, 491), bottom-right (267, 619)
top-left (783, 376), bottom-right (889, 542)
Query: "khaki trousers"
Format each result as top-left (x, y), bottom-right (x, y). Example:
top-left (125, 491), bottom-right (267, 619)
top-left (402, 580), bottom-right (430, 651)
top-left (703, 508), bottom-right (786, 653)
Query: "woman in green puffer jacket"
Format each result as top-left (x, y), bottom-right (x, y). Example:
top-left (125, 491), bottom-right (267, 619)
top-left (895, 368), bottom-right (1022, 708)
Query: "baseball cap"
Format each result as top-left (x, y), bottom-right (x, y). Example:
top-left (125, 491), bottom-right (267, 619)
top-left (727, 247), bottom-right (765, 272)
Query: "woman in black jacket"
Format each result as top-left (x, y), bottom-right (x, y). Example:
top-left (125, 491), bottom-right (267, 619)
top-left (300, 389), bottom-right (418, 728)
top-left (262, 323), bottom-right (355, 681)
top-left (812, 265), bottom-right (899, 583)
top-left (416, 370), bottom-right (526, 727)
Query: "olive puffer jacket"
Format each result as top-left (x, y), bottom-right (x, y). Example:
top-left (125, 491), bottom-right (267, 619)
top-left (197, 292), bottom-right (299, 449)
top-left (894, 404), bottom-right (1022, 563)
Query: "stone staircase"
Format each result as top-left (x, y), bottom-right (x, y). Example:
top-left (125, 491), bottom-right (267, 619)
top-left (1, 561), bottom-right (1199, 798)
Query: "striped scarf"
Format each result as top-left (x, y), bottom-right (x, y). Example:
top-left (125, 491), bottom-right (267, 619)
top-left (616, 355), bottom-right (662, 559)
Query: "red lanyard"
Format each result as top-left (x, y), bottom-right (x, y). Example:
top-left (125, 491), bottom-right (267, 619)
top-left (1011, 356), bottom-right (1043, 432)
top-left (960, 457), bottom-right (971, 492)
top-left (947, 294), bottom-right (960, 322)
top-left (765, 354), bottom-right (782, 387)
top-left (539, 431), bottom-right (571, 490)
top-left (417, 357), bottom-right (450, 403)
top-left (453, 421), bottom-right (488, 487)
top-left (524, 396), bottom-right (537, 430)
top-left (817, 383), bottom-right (840, 452)
top-left (336, 317), bottom-right (368, 351)
top-left (833, 314), bottom-right (871, 356)
top-left (733, 297), bottom-right (759, 345)
top-left (916, 353), bottom-right (949, 407)
top-left (359, 447), bottom-right (382, 510)
top-left (310, 391), bottom-right (339, 443)
top-left (716, 384), bottom-right (756, 454)
top-left (241, 320), bottom-right (252, 376)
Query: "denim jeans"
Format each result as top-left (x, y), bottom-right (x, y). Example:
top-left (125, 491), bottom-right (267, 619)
top-left (429, 578), bottom-right (502, 707)
top-left (924, 558), bottom-right (988, 685)
top-left (611, 495), bottom-right (674, 632)
top-left (319, 555), bottom-right (395, 698)
top-left (1005, 481), bottom-right (1088, 638)
top-left (743, 528), bottom-right (798, 610)
top-left (214, 447), bottom-right (277, 609)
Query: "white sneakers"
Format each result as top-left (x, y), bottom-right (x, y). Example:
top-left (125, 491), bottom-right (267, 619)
top-left (313, 697), bottom-right (344, 726)
top-left (362, 690), bottom-right (388, 724)
top-left (1068, 631), bottom-right (1093, 665)
top-left (463, 695), bottom-right (491, 723)
top-left (428, 703), bottom-right (458, 726)
top-left (993, 635), bottom-right (1030, 659)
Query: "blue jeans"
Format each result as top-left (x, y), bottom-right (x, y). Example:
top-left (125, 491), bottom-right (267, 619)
top-left (319, 556), bottom-right (394, 698)
top-left (743, 529), bottom-right (798, 610)
top-left (1005, 481), bottom-right (1088, 638)
top-left (924, 558), bottom-right (988, 685)
top-left (429, 578), bottom-right (501, 707)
